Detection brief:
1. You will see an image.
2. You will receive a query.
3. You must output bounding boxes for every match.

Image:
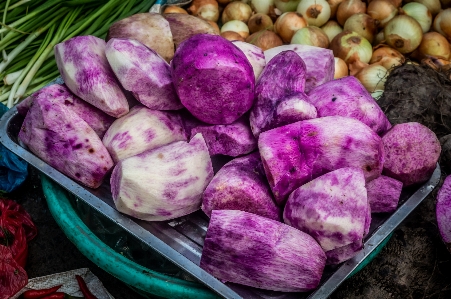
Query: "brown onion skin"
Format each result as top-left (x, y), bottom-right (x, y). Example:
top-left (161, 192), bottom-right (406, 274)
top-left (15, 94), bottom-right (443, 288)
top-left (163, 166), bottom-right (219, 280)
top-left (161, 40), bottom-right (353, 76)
top-left (336, 0), bottom-right (367, 26)
top-left (274, 12), bottom-right (308, 43)
top-left (248, 13), bottom-right (274, 33)
top-left (434, 9), bottom-right (451, 42)
top-left (328, 0), bottom-right (344, 18)
top-left (188, 0), bottom-right (220, 22)
top-left (367, 0), bottom-right (398, 28)
top-left (344, 13), bottom-right (379, 43)
top-left (415, 32), bottom-right (451, 60)
top-left (246, 30), bottom-right (284, 51)
top-left (221, 31), bottom-right (246, 42)
top-left (207, 20), bottom-right (221, 34)
top-left (164, 6), bottom-right (188, 14)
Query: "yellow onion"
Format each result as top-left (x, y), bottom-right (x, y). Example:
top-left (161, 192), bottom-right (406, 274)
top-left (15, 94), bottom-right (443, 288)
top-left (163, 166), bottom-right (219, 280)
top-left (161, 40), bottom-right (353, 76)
top-left (344, 13), bottom-right (379, 43)
top-left (248, 13), bottom-right (274, 33)
top-left (246, 30), bottom-right (284, 50)
top-left (296, 0), bottom-right (331, 27)
top-left (367, 0), bottom-right (398, 28)
top-left (163, 6), bottom-right (188, 14)
top-left (275, 0), bottom-right (301, 12)
top-left (413, 0), bottom-right (441, 15)
top-left (417, 32), bottom-right (451, 60)
top-left (355, 64), bottom-right (389, 92)
top-left (384, 15), bottom-right (423, 53)
top-left (327, 0), bottom-right (344, 18)
top-left (378, 0), bottom-right (402, 7)
top-left (400, 2), bottom-right (432, 33)
top-left (222, 2), bottom-right (253, 23)
top-left (274, 12), bottom-right (308, 43)
top-left (370, 45), bottom-right (405, 70)
top-left (373, 31), bottom-right (385, 45)
top-left (321, 20), bottom-right (343, 42)
top-left (434, 9), bottom-right (451, 42)
top-left (330, 31), bottom-right (373, 71)
top-left (207, 20), bottom-right (221, 34)
top-left (251, 0), bottom-right (275, 14)
top-left (221, 31), bottom-right (246, 41)
top-left (221, 20), bottom-right (250, 38)
top-left (336, 0), bottom-right (366, 26)
top-left (291, 26), bottom-right (329, 48)
top-left (218, 0), bottom-right (238, 5)
top-left (334, 57), bottom-right (349, 78)
top-left (188, 0), bottom-right (220, 22)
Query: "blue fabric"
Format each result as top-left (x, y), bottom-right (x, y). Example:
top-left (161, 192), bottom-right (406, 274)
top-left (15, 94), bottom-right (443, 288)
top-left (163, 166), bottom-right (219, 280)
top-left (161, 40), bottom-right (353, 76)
top-left (0, 103), bottom-right (27, 193)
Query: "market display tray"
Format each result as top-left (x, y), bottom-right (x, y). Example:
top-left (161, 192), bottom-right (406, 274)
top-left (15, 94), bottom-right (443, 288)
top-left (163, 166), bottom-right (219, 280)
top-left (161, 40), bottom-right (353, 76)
top-left (0, 104), bottom-right (441, 299)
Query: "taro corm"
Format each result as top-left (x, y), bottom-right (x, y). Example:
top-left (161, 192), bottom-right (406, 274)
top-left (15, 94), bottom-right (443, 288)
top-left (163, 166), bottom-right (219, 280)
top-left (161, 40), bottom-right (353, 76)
top-left (200, 210), bottom-right (326, 292)
top-left (366, 175), bottom-right (403, 213)
top-left (171, 34), bottom-right (255, 125)
top-left (436, 175), bottom-right (451, 252)
top-left (232, 40), bottom-right (266, 79)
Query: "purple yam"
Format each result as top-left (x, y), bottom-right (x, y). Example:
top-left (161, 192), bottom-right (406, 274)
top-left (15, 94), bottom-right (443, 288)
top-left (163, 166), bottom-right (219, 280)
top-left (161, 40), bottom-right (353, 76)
top-left (307, 76), bottom-right (392, 135)
top-left (283, 167), bottom-right (368, 265)
top-left (202, 152), bottom-right (280, 220)
top-left (366, 175), bottom-right (403, 213)
top-left (436, 175), bottom-right (451, 251)
top-left (264, 44), bottom-right (334, 92)
top-left (55, 35), bottom-right (129, 118)
top-left (200, 209), bottom-right (326, 292)
top-left (266, 93), bottom-right (317, 129)
top-left (102, 106), bottom-right (186, 162)
top-left (171, 34), bottom-right (255, 125)
top-left (249, 50), bottom-right (307, 137)
top-left (382, 122), bottom-right (440, 186)
top-left (19, 95), bottom-right (113, 188)
top-left (190, 117), bottom-right (256, 156)
top-left (17, 84), bottom-right (115, 138)
top-left (111, 133), bottom-right (213, 221)
top-left (105, 38), bottom-right (183, 110)
top-left (259, 116), bottom-right (384, 204)
top-left (232, 41), bottom-right (266, 79)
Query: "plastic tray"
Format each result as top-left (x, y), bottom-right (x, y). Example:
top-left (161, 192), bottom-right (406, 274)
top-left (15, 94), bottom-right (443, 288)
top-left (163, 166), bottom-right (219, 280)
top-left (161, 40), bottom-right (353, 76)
top-left (0, 106), bottom-right (441, 299)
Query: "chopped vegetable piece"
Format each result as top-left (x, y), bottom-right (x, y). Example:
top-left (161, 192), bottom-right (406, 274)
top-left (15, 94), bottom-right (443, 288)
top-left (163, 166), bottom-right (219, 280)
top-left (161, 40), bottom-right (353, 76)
top-left (366, 175), bottom-right (403, 213)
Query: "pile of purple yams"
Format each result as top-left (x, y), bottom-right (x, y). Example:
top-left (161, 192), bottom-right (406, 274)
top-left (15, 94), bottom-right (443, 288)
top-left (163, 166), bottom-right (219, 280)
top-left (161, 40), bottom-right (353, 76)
top-left (17, 33), bottom-right (441, 292)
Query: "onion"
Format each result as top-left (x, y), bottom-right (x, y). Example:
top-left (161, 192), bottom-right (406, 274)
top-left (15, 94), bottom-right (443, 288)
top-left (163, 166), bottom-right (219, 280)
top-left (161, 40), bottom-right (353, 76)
top-left (373, 31), bottom-right (385, 45)
top-left (207, 20), bottom-right (221, 34)
top-left (248, 13), bottom-right (274, 33)
top-left (400, 2), bottom-right (432, 33)
top-left (221, 20), bottom-right (250, 38)
top-left (417, 32), bottom-right (451, 60)
top-left (275, 0), bottom-right (301, 12)
top-left (434, 9), bottom-right (451, 42)
top-left (218, 0), bottom-right (236, 5)
top-left (246, 30), bottom-right (284, 50)
top-left (336, 0), bottom-right (366, 26)
top-left (370, 45), bottom-right (405, 70)
top-left (367, 0), bottom-right (398, 28)
top-left (163, 6), bottom-right (188, 14)
top-left (321, 20), bottom-right (343, 42)
top-left (274, 12), bottom-right (308, 43)
top-left (355, 64), bottom-right (389, 92)
top-left (188, 0), bottom-right (220, 22)
top-left (291, 26), bottom-right (329, 48)
top-left (334, 57), bottom-right (349, 78)
top-left (327, 0), bottom-right (344, 18)
top-left (413, 0), bottom-right (441, 15)
top-left (330, 31), bottom-right (373, 68)
top-left (343, 13), bottom-right (379, 43)
top-left (221, 31), bottom-right (246, 41)
top-left (296, 0), bottom-right (331, 27)
top-left (222, 2), bottom-right (253, 23)
top-left (251, 0), bottom-right (275, 14)
top-left (384, 15), bottom-right (423, 53)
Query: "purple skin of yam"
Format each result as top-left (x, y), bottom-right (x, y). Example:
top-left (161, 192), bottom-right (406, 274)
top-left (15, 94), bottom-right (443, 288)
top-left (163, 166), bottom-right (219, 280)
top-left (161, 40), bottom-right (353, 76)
top-left (105, 38), bottom-right (183, 110)
top-left (265, 93), bottom-right (317, 129)
top-left (259, 116), bottom-right (384, 204)
top-left (190, 116), bottom-right (256, 156)
top-left (307, 76), bottom-right (392, 135)
top-left (264, 44), bottom-right (334, 92)
top-left (171, 34), bottom-right (255, 125)
top-left (19, 95), bottom-right (114, 188)
top-left (200, 209), bottom-right (326, 292)
top-left (55, 35), bottom-right (129, 118)
top-left (436, 175), bottom-right (451, 251)
top-left (283, 167), bottom-right (368, 265)
top-left (17, 84), bottom-right (115, 138)
top-left (249, 50), bottom-right (307, 137)
top-left (382, 122), bottom-right (441, 186)
top-left (201, 152), bottom-right (280, 220)
top-left (366, 175), bottom-right (403, 213)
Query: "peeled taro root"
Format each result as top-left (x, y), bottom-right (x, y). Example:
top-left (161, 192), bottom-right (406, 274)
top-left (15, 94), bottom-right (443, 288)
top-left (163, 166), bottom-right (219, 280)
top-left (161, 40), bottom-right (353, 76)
top-left (55, 35), bottom-right (129, 118)
top-left (110, 133), bottom-right (213, 221)
top-left (202, 152), bottom-right (280, 220)
top-left (259, 116), bottom-right (384, 204)
top-left (16, 84), bottom-right (114, 138)
top-left (106, 13), bottom-right (174, 62)
top-left (382, 122), bottom-right (440, 186)
top-left (102, 106), bottom-right (186, 163)
top-left (307, 76), bottom-right (392, 135)
top-left (171, 34), bottom-right (255, 125)
top-left (190, 117), bottom-right (256, 156)
top-left (200, 209), bottom-right (326, 292)
top-left (436, 175), bottom-right (451, 251)
top-left (19, 94), bottom-right (114, 189)
top-left (264, 44), bottom-right (335, 92)
top-left (250, 50), bottom-right (307, 137)
top-left (232, 40), bottom-right (266, 79)
top-left (366, 175), bottom-right (403, 213)
top-left (105, 38), bottom-right (183, 111)
top-left (283, 167), bottom-right (369, 264)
